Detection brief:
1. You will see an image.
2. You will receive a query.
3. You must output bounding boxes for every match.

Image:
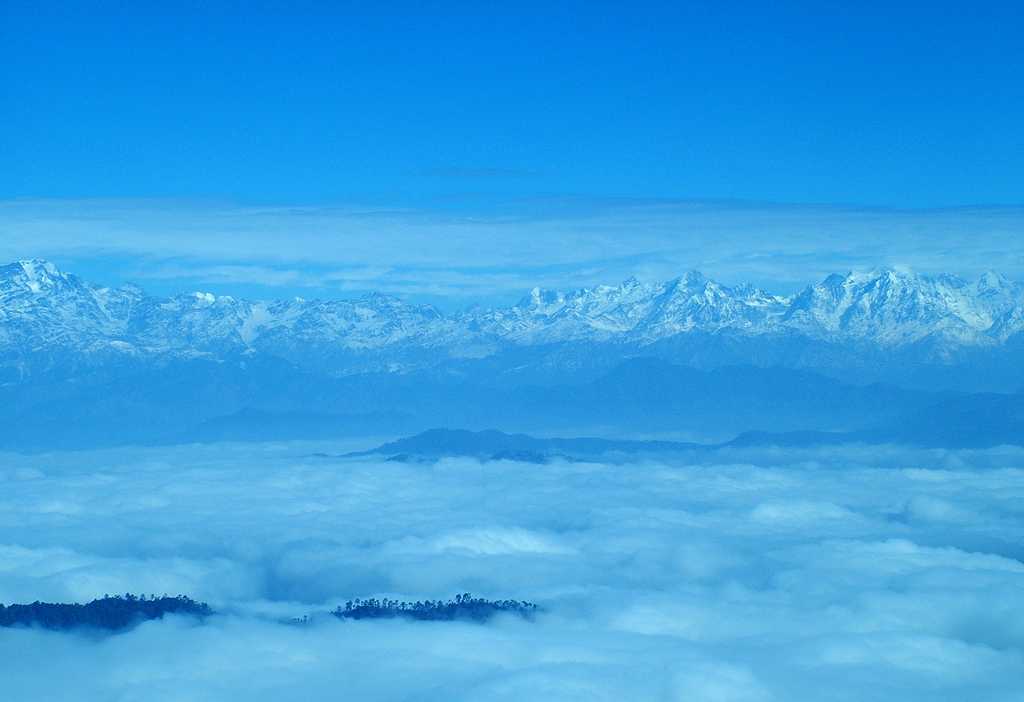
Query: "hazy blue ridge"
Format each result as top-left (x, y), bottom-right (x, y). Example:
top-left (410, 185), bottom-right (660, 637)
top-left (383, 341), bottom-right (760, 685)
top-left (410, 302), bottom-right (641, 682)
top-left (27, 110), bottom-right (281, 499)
top-left (350, 403), bottom-right (1024, 462)
top-left (345, 428), bottom-right (704, 463)
top-left (2, 356), bottom-right (1019, 451)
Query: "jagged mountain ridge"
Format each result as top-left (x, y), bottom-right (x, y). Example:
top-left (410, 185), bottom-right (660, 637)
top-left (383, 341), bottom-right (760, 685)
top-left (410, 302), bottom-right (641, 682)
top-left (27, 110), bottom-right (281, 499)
top-left (2, 259), bottom-right (1023, 379)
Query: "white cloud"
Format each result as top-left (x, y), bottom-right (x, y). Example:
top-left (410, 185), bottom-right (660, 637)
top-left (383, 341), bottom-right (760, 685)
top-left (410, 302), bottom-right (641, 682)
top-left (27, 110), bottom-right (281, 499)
top-left (428, 528), bottom-right (576, 556)
top-left (1, 198), bottom-right (1023, 301)
top-left (670, 662), bottom-right (773, 702)
top-left (0, 442), bottom-right (1022, 699)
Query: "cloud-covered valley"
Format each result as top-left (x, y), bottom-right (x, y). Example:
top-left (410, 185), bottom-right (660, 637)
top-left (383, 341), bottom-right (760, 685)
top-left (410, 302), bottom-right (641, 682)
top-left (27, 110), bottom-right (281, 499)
top-left (1, 441), bottom-right (1022, 700)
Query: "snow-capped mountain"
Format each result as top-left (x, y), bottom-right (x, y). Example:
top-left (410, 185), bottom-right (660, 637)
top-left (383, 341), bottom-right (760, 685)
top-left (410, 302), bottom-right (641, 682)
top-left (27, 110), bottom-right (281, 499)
top-left (0, 259), bottom-right (454, 367)
top-left (2, 259), bottom-right (1023, 379)
top-left (469, 271), bottom-right (789, 344)
top-left (782, 268), bottom-right (1024, 346)
top-left (0, 259), bottom-right (138, 352)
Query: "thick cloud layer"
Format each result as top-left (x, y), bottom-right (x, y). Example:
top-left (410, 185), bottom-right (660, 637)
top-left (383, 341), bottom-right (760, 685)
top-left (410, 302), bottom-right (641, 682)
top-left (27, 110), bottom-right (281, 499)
top-left (1, 441), bottom-right (1023, 700)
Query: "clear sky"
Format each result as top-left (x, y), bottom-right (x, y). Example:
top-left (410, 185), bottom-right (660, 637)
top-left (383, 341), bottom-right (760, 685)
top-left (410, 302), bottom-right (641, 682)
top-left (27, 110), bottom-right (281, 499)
top-left (2, 1), bottom-right (1023, 303)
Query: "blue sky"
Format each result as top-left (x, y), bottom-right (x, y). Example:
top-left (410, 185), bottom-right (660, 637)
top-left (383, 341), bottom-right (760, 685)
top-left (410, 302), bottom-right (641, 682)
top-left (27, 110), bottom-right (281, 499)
top-left (2, 1), bottom-right (1022, 302)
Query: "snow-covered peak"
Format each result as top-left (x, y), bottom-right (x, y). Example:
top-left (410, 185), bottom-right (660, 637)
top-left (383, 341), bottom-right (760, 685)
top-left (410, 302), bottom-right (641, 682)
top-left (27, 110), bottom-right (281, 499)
top-left (517, 286), bottom-right (563, 309)
top-left (1, 259), bottom-right (71, 293)
top-left (666, 269), bottom-right (708, 288)
top-left (973, 270), bottom-right (1020, 303)
top-left (477, 271), bottom-right (784, 343)
top-left (17, 258), bottom-right (62, 277)
top-left (977, 270), bottom-right (1012, 290)
top-left (783, 267), bottom-right (1021, 344)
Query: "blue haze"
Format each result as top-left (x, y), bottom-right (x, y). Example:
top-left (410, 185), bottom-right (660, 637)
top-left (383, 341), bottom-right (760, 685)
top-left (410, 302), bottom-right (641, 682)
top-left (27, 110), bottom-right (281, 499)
top-left (1, 3), bottom-right (1023, 700)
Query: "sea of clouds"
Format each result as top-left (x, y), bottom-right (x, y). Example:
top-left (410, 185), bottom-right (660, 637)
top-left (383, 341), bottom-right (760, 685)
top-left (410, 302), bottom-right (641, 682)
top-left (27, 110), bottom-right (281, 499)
top-left (1, 440), bottom-right (1023, 700)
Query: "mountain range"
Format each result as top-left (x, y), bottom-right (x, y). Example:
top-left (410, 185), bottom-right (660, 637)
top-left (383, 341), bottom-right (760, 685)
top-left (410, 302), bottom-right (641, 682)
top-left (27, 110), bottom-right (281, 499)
top-left (2, 259), bottom-right (1022, 450)
top-left (3, 259), bottom-right (1023, 387)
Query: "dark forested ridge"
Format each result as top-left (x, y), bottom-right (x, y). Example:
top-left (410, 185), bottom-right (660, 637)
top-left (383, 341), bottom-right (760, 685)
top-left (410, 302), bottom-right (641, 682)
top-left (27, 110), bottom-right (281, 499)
top-left (346, 427), bottom-right (702, 463)
top-left (1, 593), bottom-right (539, 633)
top-left (0, 595), bottom-right (212, 631)
top-left (333, 593), bottom-right (539, 622)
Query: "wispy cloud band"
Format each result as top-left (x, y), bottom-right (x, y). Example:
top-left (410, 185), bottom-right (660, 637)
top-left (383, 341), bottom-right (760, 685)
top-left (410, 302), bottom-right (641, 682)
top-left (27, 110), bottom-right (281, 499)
top-left (2, 198), bottom-right (1022, 301)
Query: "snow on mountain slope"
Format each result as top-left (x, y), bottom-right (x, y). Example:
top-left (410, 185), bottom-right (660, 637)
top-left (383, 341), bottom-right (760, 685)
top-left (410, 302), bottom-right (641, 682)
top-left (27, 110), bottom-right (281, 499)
top-left (0, 260), bottom-right (135, 350)
top-left (1, 259), bottom-right (1022, 374)
top-left (466, 272), bottom-right (788, 344)
top-left (783, 268), bottom-right (1023, 346)
top-left (631, 272), bottom-right (787, 341)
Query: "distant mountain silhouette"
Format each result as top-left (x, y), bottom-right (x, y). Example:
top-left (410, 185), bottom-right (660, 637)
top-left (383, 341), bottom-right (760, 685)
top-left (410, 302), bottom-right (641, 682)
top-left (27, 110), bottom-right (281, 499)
top-left (347, 428), bottom-right (703, 462)
top-left (351, 402), bottom-right (1024, 462)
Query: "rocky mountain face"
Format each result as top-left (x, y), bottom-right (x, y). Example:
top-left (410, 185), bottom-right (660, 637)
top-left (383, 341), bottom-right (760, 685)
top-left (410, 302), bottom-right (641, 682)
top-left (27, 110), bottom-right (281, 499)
top-left (2, 259), bottom-right (1023, 384)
